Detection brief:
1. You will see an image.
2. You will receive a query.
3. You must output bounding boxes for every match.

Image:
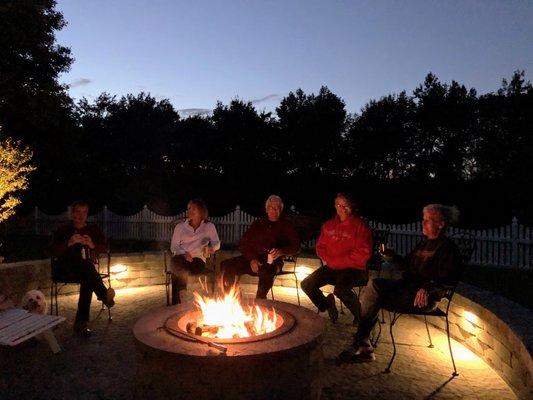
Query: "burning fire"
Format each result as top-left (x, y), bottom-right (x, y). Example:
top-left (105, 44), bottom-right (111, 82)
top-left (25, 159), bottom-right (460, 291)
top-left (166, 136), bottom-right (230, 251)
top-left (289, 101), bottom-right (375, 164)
top-left (191, 283), bottom-right (278, 339)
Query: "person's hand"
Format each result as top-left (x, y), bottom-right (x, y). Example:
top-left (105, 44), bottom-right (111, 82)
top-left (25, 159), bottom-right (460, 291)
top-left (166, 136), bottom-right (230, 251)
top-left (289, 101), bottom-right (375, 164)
top-left (184, 252), bottom-right (193, 262)
top-left (414, 288), bottom-right (429, 308)
top-left (379, 248), bottom-right (395, 261)
top-left (269, 248), bottom-right (282, 261)
top-left (250, 259), bottom-right (261, 273)
top-left (68, 234), bottom-right (84, 247)
top-left (82, 235), bottom-right (95, 249)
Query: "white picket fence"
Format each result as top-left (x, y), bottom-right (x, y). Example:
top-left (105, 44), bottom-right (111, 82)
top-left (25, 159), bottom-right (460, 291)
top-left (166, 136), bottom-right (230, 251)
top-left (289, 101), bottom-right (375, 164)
top-left (32, 206), bottom-right (532, 269)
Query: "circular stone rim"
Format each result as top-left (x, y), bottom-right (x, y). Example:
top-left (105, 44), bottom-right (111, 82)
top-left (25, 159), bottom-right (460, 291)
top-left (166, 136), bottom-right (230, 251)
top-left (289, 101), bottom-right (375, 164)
top-left (164, 300), bottom-right (296, 344)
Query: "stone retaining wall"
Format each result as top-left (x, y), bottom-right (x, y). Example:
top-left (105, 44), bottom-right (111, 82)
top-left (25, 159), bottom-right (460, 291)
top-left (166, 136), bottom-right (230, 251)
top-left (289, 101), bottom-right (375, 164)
top-left (419, 284), bottom-right (532, 399)
top-left (1, 252), bottom-right (530, 398)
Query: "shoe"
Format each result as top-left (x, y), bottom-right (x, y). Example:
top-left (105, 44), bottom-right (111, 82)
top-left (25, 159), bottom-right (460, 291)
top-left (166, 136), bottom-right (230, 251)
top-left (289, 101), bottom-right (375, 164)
top-left (336, 345), bottom-right (375, 365)
top-left (103, 288), bottom-right (115, 308)
top-left (326, 293), bottom-right (338, 323)
top-left (74, 322), bottom-right (92, 338)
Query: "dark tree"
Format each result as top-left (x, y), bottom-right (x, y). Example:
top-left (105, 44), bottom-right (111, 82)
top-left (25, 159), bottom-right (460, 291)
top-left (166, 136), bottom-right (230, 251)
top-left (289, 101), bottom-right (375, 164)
top-left (276, 87), bottom-right (347, 178)
top-left (345, 91), bottom-right (415, 179)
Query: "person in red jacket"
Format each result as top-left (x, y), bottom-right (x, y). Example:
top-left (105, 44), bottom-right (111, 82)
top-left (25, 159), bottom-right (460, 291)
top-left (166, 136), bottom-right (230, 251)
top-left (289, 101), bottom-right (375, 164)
top-left (221, 195), bottom-right (300, 299)
top-left (301, 193), bottom-right (372, 323)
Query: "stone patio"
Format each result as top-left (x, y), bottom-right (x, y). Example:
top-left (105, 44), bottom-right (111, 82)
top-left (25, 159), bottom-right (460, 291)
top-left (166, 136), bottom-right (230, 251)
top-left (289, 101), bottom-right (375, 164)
top-left (0, 284), bottom-right (517, 399)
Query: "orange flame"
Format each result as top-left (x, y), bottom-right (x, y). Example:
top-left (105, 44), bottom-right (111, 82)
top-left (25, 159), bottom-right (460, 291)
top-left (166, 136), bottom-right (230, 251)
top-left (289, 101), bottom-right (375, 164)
top-left (192, 282), bottom-right (278, 339)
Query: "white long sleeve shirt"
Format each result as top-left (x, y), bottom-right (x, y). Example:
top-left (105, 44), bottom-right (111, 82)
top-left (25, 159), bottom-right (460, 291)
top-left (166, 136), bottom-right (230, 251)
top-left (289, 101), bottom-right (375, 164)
top-left (170, 220), bottom-right (221, 261)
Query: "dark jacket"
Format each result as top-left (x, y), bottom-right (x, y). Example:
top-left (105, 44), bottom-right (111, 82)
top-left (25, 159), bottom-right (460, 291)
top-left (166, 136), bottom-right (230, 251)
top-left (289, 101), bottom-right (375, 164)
top-left (239, 217), bottom-right (300, 261)
top-left (49, 223), bottom-right (107, 264)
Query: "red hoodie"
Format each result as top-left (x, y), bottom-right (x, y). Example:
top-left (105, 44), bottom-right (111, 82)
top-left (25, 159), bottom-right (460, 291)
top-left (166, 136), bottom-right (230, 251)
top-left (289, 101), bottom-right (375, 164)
top-left (316, 215), bottom-right (372, 270)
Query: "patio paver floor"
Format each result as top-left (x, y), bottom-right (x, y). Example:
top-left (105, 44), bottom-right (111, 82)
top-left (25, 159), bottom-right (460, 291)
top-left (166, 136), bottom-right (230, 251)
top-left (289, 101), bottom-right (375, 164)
top-left (0, 284), bottom-right (517, 399)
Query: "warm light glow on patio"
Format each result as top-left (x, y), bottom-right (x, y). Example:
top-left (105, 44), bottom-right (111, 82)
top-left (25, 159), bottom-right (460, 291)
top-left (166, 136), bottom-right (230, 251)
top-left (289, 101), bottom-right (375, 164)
top-left (295, 265), bottom-right (314, 281)
top-left (110, 263), bottom-right (128, 276)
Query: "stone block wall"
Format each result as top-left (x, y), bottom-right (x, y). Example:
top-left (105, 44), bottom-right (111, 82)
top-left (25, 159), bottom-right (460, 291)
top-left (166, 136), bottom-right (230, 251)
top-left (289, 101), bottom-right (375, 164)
top-left (416, 284), bottom-right (532, 399)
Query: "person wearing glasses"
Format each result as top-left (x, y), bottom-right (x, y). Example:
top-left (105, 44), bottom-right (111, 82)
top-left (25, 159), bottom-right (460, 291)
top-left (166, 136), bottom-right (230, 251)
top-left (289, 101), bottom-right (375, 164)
top-left (301, 193), bottom-right (372, 324)
top-left (169, 199), bottom-right (221, 304)
top-left (338, 204), bottom-right (462, 363)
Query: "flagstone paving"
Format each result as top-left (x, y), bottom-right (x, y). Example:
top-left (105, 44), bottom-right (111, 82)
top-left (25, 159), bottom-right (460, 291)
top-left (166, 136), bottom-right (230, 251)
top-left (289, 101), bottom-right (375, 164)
top-left (0, 284), bottom-right (516, 399)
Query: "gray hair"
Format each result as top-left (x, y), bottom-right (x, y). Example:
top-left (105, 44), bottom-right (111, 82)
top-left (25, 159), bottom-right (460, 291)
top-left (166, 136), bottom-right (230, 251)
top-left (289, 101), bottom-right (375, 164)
top-left (423, 204), bottom-right (460, 226)
top-left (265, 194), bottom-right (284, 211)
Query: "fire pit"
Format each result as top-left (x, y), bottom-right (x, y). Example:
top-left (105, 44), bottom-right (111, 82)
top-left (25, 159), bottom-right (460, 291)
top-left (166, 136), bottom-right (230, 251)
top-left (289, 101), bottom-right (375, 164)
top-left (134, 295), bottom-right (325, 400)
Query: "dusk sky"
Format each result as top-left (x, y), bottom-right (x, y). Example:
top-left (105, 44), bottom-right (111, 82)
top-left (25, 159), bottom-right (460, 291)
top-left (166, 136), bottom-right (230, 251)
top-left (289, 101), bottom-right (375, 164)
top-left (56, 0), bottom-right (533, 116)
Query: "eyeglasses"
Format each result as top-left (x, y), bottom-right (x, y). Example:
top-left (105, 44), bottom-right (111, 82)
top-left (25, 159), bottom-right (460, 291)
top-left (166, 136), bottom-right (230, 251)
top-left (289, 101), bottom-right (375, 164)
top-left (335, 203), bottom-right (351, 210)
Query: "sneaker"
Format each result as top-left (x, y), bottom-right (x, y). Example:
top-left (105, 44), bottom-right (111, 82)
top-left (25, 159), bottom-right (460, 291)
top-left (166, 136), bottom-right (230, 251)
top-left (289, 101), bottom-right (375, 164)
top-left (336, 345), bottom-right (375, 365)
top-left (73, 321), bottom-right (92, 338)
top-left (103, 287), bottom-right (115, 308)
top-left (326, 293), bottom-right (338, 323)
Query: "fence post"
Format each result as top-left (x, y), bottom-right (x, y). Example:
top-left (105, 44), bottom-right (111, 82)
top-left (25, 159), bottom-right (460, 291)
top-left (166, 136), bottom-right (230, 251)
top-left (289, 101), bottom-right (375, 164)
top-left (233, 205), bottom-right (241, 245)
top-left (34, 206), bottom-right (38, 235)
top-left (103, 206), bottom-right (108, 237)
top-left (511, 217), bottom-right (519, 267)
top-left (142, 205), bottom-right (148, 240)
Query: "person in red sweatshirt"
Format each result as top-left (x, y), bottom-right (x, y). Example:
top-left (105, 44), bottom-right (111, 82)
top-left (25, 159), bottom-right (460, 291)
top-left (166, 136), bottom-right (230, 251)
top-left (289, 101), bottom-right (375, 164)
top-left (221, 195), bottom-right (300, 299)
top-left (301, 193), bottom-right (372, 323)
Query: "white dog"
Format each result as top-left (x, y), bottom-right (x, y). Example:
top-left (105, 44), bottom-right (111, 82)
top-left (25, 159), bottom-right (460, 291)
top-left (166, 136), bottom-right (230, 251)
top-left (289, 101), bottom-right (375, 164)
top-left (21, 290), bottom-right (47, 314)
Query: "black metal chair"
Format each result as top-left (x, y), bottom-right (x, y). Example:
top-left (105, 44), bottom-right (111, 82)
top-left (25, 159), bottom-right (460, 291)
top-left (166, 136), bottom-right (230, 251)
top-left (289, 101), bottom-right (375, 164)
top-left (50, 251), bottom-right (112, 321)
top-left (164, 250), bottom-right (217, 306)
top-left (269, 254), bottom-right (301, 306)
top-left (338, 228), bottom-right (390, 315)
top-left (382, 233), bottom-right (476, 376)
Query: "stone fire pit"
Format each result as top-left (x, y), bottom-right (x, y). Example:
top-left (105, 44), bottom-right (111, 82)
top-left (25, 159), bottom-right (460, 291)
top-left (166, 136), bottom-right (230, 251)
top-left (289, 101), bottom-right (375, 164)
top-left (133, 300), bottom-right (326, 400)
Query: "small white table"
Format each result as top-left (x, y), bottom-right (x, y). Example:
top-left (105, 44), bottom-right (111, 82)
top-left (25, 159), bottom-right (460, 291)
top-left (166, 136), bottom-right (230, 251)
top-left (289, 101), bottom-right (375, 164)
top-left (0, 309), bottom-right (65, 353)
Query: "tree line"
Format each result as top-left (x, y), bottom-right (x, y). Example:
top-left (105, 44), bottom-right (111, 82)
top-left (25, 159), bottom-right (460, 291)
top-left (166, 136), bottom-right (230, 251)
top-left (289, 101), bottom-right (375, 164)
top-left (1, 1), bottom-right (532, 226)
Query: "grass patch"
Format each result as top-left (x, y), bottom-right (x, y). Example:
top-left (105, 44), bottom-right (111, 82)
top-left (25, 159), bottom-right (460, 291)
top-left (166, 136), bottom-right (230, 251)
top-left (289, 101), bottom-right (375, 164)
top-left (462, 264), bottom-right (532, 309)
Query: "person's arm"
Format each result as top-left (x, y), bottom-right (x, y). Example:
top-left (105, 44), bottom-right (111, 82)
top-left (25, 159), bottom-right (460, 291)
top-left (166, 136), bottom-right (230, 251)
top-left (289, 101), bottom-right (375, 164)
top-left (279, 221), bottom-right (300, 256)
top-left (315, 223), bottom-right (328, 264)
top-left (170, 224), bottom-right (186, 255)
top-left (332, 224), bottom-right (373, 269)
top-left (48, 226), bottom-right (70, 258)
top-left (88, 225), bottom-right (108, 254)
top-left (239, 220), bottom-right (262, 261)
top-left (421, 242), bottom-right (462, 292)
top-left (207, 223), bottom-right (221, 252)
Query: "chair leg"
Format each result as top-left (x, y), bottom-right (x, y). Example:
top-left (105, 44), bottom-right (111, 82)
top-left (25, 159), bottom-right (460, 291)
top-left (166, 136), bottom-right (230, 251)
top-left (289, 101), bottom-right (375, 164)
top-left (50, 283), bottom-right (54, 315)
top-left (294, 273), bottom-right (300, 306)
top-left (165, 274), bottom-right (171, 306)
top-left (384, 313), bottom-right (400, 373)
top-left (445, 314), bottom-right (459, 376)
top-left (107, 306), bottom-right (112, 322)
top-left (424, 315), bottom-right (434, 348)
top-left (371, 317), bottom-right (382, 348)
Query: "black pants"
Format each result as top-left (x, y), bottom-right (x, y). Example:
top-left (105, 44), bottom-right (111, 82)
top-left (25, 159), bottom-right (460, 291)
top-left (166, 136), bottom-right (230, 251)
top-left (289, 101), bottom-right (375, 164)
top-left (169, 255), bottom-right (206, 304)
top-left (355, 278), bottom-right (438, 346)
top-left (220, 255), bottom-right (283, 299)
top-left (52, 259), bottom-right (108, 323)
top-left (301, 265), bottom-right (368, 320)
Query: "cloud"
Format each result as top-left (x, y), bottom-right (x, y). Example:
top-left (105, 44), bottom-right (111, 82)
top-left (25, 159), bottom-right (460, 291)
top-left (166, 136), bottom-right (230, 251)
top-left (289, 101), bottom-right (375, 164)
top-left (250, 94), bottom-right (280, 105)
top-left (69, 78), bottom-right (92, 88)
top-left (177, 108), bottom-right (212, 117)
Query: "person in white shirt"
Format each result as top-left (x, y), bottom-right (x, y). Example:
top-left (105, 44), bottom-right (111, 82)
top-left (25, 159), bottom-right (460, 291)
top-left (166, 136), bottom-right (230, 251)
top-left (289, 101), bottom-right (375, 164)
top-left (169, 199), bottom-right (221, 304)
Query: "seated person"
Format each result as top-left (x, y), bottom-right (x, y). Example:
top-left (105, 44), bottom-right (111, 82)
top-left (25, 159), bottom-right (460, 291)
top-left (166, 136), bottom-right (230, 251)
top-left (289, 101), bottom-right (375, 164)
top-left (339, 203), bottom-right (463, 363)
top-left (301, 193), bottom-right (372, 324)
top-left (49, 200), bottom-right (115, 337)
top-left (221, 195), bottom-right (300, 299)
top-left (169, 198), bottom-right (220, 304)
